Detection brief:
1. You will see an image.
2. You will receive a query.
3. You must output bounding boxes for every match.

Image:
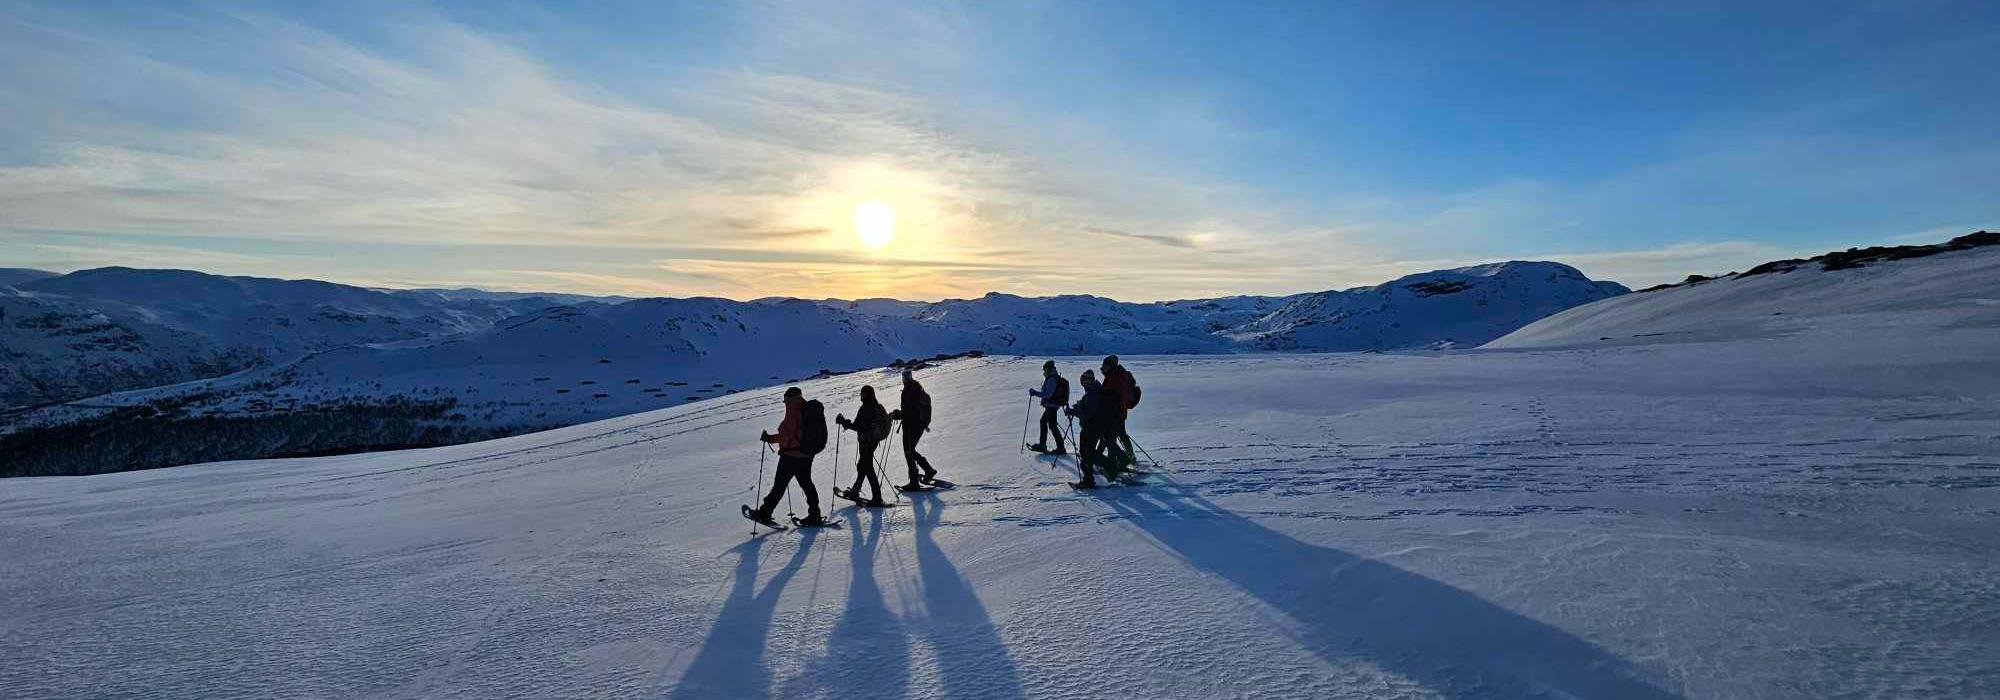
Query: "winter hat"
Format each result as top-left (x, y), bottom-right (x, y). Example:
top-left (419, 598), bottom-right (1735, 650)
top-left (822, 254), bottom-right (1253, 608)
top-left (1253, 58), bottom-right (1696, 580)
top-left (1102, 355), bottom-right (1120, 368)
top-left (860, 385), bottom-right (876, 401)
top-left (784, 387), bottom-right (803, 401)
top-left (1042, 360), bottom-right (1056, 372)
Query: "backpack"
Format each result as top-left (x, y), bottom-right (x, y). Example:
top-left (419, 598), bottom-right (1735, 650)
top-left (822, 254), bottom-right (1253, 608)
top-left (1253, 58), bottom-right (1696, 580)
top-left (863, 404), bottom-right (892, 442)
top-left (905, 388), bottom-right (932, 426)
top-left (801, 400), bottom-right (829, 456)
top-left (1051, 376), bottom-right (1070, 406)
top-left (1127, 382), bottom-right (1141, 409)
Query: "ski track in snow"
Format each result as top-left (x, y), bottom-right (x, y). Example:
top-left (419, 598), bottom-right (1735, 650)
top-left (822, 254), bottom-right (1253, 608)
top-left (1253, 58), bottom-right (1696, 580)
top-left (3, 326), bottom-right (1999, 698)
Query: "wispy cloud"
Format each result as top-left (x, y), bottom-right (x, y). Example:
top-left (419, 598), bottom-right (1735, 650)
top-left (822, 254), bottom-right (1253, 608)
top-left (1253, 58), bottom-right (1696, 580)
top-left (1077, 226), bottom-right (1203, 249)
top-left (0, 3), bottom-right (1992, 300)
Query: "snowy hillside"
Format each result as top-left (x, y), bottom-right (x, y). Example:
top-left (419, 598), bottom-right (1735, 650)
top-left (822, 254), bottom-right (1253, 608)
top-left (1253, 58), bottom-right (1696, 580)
top-left (4, 295), bottom-right (1996, 697)
top-left (3, 260), bottom-right (1623, 474)
top-left (1232, 261), bottom-right (1628, 350)
top-left (1489, 232), bottom-right (2000, 349)
top-left (0, 268), bottom-right (584, 408)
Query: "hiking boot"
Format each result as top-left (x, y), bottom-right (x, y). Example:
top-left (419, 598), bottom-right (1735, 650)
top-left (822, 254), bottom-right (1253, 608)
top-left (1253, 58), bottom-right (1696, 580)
top-left (865, 498), bottom-right (888, 507)
top-left (1050, 445), bottom-right (1068, 455)
top-left (898, 482), bottom-right (928, 491)
top-left (921, 469), bottom-right (939, 483)
top-left (1028, 442), bottom-right (1048, 452)
top-left (797, 514), bottom-right (827, 526)
top-left (1070, 479), bottom-right (1098, 489)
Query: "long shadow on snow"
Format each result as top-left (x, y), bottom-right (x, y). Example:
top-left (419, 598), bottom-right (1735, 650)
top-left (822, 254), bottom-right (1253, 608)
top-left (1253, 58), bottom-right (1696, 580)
top-left (777, 506), bottom-right (912, 698)
top-left (668, 529), bottom-right (819, 699)
top-left (1093, 482), bottom-right (1681, 699)
top-left (906, 490), bottom-right (1028, 699)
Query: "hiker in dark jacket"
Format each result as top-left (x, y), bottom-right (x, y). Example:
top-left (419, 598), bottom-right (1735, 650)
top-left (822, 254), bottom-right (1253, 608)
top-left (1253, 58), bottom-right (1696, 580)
top-left (756, 387), bottom-right (823, 524)
top-left (834, 385), bottom-right (891, 506)
top-left (1099, 355), bottom-right (1137, 467)
top-left (889, 369), bottom-right (937, 489)
top-left (1027, 360), bottom-right (1069, 454)
top-left (1064, 370), bottom-right (1115, 488)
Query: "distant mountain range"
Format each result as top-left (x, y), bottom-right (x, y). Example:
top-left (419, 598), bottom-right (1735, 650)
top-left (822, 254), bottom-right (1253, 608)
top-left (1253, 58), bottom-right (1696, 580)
top-left (2, 259), bottom-right (1629, 475)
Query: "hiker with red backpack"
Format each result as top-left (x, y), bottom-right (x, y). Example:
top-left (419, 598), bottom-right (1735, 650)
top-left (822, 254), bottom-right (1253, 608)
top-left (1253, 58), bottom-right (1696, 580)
top-left (1027, 360), bottom-right (1070, 455)
top-left (747, 387), bottom-right (829, 527)
top-left (833, 385), bottom-right (892, 507)
top-left (1098, 355), bottom-right (1141, 469)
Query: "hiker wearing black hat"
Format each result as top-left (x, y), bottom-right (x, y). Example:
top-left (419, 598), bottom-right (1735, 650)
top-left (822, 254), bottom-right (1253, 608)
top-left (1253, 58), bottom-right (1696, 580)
top-left (1027, 360), bottom-right (1070, 454)
top-left (889, 369), bottom-right (938, 490)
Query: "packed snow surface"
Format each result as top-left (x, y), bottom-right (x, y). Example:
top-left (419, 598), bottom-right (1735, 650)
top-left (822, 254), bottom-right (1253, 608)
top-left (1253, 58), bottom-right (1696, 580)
top-left (4, 250), bottom-right (1997, 697)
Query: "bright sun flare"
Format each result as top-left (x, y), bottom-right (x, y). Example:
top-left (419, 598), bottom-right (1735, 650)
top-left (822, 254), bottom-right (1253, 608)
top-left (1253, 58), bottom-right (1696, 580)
top-left (853, 199), bottom-right (896, 250)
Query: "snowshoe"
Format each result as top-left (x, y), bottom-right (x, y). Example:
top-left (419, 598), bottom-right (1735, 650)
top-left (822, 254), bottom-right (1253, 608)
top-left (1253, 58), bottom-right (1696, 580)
top-left (1069, 480), bottom-right (1099, 490)
top-left (921, 476), bottom-right (958, 489)
top-left (894, 482), bottom-right (933, 493)
top-left (791, 515), bottom-right (840, 528)
top-left (741, 505), bottom-right (785, 529)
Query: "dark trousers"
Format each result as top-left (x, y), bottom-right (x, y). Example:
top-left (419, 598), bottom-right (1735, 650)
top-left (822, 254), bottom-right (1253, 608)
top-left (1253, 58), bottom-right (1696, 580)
top-left (1037, 405), bottom-right (1066, 449)
top-left (903, 424), bottom-right (934, 483)
top-left (848, 438), bottom-right (884, 501)
top-left (1076, 428), bottom-right (1101, 483)
top-left (757, 454), bottom-right (820, 518)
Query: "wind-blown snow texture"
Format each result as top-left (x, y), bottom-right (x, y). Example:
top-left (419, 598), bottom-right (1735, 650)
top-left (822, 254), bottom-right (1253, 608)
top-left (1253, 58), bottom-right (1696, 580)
top-left (3, 247), bottom-right (1996, 697)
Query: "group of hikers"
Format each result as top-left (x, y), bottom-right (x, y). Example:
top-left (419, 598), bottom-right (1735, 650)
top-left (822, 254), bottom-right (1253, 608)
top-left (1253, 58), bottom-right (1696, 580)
top-left (743, 356), bottom-right (1142, 529)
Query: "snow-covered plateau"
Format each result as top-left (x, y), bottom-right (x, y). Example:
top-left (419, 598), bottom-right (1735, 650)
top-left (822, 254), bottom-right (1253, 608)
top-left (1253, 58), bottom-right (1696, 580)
top-left (2, 245), bottom-right (1996, 698)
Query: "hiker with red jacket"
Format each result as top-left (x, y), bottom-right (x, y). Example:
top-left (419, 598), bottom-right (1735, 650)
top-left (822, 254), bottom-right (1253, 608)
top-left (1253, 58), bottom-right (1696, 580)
top-left (1099, 355), bottom-right (1140, 468)
top-left (752, 387), bottom-right (826, 526)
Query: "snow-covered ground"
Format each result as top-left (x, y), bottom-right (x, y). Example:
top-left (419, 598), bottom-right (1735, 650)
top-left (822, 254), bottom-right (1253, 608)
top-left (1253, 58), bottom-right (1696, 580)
top-left (4, 265), bottom-right (1997, 699)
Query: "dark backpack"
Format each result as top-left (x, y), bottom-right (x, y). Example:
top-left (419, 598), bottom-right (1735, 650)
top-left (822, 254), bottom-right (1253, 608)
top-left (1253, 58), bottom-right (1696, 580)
top-left (862, 404), bottom-right (892, 442)
top-left (1127, 382), bottom-right (1141, 409)
top-left (1051, 376), bottom-right (1070, 405)
top-left (801, 400), bottom-right (829, 456)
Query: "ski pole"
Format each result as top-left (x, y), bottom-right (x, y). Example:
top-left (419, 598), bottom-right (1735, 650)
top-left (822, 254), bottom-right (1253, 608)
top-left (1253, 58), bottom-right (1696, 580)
top-left (1130, 435), bottom-right (1167, 470)
top-left (833, 422), bottom-right (842, 503)
top-left (1019, 396), bottom-right (1035, 453)
top-left (753, 441), bottom-right (767, 534)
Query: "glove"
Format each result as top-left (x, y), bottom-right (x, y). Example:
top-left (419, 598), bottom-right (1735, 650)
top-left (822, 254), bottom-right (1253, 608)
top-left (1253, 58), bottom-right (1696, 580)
top-left (1029, 389), bottom-right (1039, 397)
top-left (760, 430), bottom-right (771, 441)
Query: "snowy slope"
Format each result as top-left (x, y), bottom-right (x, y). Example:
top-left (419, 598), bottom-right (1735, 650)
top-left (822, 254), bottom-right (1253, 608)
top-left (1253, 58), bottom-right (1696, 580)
top-left (0, 268), bottom-right (585, 408)
top-left (1489, 237), bottom-right (2000, 349)
top-left (0, 268), bottom-right (57, 288)
top-left (1233, 261), bottom-right (1629, 350)
top-left (4, 303), bottom-right (1997, 698)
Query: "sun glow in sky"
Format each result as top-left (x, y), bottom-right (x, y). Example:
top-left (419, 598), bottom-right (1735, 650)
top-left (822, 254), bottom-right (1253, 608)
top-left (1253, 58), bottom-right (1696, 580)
top-left (0, 2), bottom-right (1995, 300)
top-left (853, 200), bottom-right (896, 250)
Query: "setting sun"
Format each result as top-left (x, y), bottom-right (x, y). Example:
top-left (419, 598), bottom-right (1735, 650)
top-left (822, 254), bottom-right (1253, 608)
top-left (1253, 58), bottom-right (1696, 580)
top-left (853, 199), bottom-right (896, 250)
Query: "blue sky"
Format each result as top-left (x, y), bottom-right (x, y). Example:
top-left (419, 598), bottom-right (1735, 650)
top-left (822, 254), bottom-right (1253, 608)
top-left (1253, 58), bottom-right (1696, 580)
top-left (2, 0), bottom-right (1995, 299)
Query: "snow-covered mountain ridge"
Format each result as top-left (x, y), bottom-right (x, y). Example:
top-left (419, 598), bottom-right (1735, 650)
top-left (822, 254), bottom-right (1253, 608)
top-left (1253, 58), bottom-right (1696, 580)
top-left (0, 267), bottom-right (586, 408)
top-left (2, 260), bottom-right (1624, 475)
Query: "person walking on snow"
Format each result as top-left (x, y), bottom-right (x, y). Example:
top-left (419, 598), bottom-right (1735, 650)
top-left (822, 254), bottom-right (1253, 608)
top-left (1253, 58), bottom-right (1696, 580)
top-left (833, 385), bottom-right (891, 506)
top-left (890, 369), bottom-right (937, 489)
top-left (755, 387), bottom-right (825, 525)
top-left (1063, 370), bottom-right (1119, 488)
top-left (1027, 360), bottom-right (1069, 454)
top-left (1098, 355), bottom-right (1140, 468)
